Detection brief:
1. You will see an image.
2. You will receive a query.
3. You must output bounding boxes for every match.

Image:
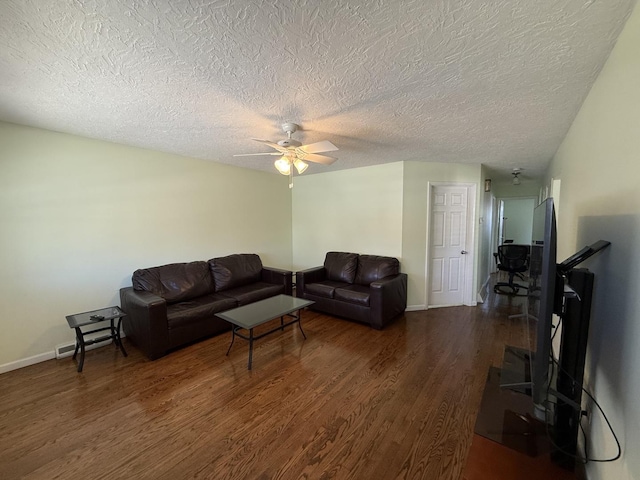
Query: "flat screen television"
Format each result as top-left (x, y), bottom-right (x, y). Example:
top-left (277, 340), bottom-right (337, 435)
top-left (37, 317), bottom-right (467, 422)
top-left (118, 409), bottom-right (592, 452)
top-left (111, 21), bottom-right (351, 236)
top-left (528, 198), bottom-right (558, 407)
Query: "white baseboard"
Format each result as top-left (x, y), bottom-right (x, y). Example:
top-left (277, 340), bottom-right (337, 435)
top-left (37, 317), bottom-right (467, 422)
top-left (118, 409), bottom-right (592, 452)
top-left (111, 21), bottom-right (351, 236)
top-left (0, 333), bottom-right (127, 374)
top-left (0, 351), bottom-right (56, 375)
top-left (476, 275), bottom-right (491, 304)
top-left (405, 305), bottom-right (426, 312)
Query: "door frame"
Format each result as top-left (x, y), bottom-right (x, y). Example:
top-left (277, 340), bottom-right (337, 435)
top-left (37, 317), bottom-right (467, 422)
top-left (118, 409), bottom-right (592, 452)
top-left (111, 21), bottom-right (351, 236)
top-left (425, 182), bottom-right (477, 308)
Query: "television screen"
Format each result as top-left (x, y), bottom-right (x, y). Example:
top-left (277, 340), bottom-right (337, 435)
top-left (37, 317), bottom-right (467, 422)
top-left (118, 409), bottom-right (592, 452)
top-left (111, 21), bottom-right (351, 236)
top-left (528, 198), bottom-right (557, 407)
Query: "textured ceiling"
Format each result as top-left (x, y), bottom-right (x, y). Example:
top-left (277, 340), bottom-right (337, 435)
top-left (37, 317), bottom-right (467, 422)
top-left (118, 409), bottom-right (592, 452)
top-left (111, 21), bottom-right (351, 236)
top-left (0, 0), bottom-right (636, 181)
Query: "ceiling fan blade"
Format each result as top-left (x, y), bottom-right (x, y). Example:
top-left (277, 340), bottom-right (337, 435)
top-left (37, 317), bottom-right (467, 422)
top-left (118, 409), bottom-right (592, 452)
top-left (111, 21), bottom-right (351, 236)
top-left (233, 152), bottom-right (282, 157)
top-left (297, 140), bottom-right (338, 154)
top-left (251, 138), bottom-right (288, 153)
top-left (300, 152), bottom-right (338, 165)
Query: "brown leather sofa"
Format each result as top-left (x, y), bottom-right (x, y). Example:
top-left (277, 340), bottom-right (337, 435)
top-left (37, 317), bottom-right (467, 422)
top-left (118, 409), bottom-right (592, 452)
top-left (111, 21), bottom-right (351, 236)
top-left (119, 254), bottom-right (292, 360)
top-left (296, 252), bottom-right (407, 329)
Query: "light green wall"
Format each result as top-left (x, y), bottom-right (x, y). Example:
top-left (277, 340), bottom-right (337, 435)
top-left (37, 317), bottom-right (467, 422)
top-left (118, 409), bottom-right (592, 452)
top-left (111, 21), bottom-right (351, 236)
top-left (292, 162), bottom-right (404, 269)
top-left (501, 198), bottom-right (535, 245)
top-left (0, 122), bottom-right (292, 368)
top-left (547, 3), bottom-right (640, 478)
top-left (292, 160), bottom-right (482, 309)
top-left (492, 181), bottom-right (542, 199)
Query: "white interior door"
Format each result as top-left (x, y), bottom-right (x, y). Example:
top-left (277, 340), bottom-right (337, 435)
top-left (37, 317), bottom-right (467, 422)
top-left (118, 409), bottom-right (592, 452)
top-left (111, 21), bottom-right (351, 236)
top-left (429, 185), bottom-right (469, 307)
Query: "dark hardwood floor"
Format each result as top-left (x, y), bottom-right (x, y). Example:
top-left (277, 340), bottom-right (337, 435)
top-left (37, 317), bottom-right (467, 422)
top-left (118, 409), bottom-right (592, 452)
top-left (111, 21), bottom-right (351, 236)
top-left (0, 282), bottom-right (576, 479)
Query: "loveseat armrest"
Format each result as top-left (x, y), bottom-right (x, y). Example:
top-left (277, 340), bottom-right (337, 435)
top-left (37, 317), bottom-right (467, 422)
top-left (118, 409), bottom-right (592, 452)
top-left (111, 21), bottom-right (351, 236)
top-left (119, 287), bottom-right (169, 360)
top-left (261, 267), bottom-right (293, 295)
top-left (369, 273), bottom-right (408, 329)
top-left (295, 266), bottom-right (327, 297)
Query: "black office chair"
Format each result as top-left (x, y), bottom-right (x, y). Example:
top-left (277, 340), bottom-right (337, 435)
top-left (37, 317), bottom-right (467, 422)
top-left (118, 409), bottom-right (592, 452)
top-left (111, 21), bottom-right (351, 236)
top-left (492, 240), bottom-right (517, 270)
top-left (494, 244), bottom-right (530, 295)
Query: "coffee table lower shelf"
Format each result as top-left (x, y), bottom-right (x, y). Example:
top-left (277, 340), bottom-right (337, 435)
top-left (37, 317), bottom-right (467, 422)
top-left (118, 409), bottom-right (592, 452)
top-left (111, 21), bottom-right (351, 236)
top-left (215, 294), bottom-right (314, 370)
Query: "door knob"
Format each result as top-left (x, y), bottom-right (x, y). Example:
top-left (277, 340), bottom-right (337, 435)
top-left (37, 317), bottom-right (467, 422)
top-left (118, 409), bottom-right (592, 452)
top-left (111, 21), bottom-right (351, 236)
top-left (461, 250), bottom-right (468, 254)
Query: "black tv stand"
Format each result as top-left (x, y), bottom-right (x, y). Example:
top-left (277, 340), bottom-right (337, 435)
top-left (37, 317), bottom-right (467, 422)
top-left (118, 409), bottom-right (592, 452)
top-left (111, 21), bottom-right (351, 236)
top-left (496, 239), bottom-right (610, 470)
top-left (494, 269), bottom-right (594, 470)
top-left (552, 268), bottom-right (595, 468)
top-left (551, 241), bottom-right (610, 468)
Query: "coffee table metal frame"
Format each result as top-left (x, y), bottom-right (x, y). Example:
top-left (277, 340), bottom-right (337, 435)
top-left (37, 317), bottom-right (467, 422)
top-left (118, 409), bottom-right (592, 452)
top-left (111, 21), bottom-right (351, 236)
top-left (65, 306), bottom-right (128, 372)
top-left (216, 294), bottom-right (314, 370)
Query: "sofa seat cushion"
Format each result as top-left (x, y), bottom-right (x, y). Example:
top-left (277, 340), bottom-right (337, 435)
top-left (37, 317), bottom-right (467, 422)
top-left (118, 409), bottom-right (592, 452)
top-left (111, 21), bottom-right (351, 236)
top-left (334, 285), bottom-right (371, 306)
top-left (220, 282), bottom-right (284, 306)
top-left (355, 255), bottom-right (401, 286)
top-left (133, 261), bottom-right (215, 304)
top-left (305, 281), bottom-right (350, 299)
top-left (209, 254), bottom-right (263, 292)
top-left (324, 252), bottom-right (358, 283)
top-left (167, 293), bottom-right (237, 330)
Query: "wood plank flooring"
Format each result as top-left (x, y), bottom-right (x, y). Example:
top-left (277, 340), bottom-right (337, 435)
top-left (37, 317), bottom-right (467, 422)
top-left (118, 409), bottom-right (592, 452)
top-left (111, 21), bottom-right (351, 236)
top-left (0, 285), bottom-right (573, 480)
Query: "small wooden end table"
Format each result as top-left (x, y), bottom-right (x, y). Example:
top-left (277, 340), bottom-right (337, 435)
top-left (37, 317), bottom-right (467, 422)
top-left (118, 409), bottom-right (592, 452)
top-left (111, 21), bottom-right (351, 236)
top-left (65, 306), bottom-right (128, 372)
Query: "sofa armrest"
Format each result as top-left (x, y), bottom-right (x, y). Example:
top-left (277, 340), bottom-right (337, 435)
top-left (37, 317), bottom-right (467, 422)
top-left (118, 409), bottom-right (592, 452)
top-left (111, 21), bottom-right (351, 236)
top-left (369, 273), bottom-right (408, 329)
top-left (119, 287), bottom-right (169, 360)
top-left (295, 266), bottom-right (327, 297)
top-left (261, 267), bottom-right (293, 295)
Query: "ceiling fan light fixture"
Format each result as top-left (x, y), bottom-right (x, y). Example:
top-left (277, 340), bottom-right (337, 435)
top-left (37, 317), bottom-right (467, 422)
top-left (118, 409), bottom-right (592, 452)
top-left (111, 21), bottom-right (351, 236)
top-left (274, 157), bottom-right (291, 175)
top-left (512, 172), bottom-right (521, 185)
top-left (293, 158), bottom-right (308, 174)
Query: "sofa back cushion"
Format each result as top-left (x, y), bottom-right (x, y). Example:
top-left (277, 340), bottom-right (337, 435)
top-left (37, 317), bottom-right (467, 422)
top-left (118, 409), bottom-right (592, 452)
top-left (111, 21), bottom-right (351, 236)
top-left (324, 252), bottom-right (358, 284)
top-left (132, 261), bottom-right (214, 304)
top-left (209, 254), bottom-right (263, 292)
top-left (355, 255), bottom-right (400, 286)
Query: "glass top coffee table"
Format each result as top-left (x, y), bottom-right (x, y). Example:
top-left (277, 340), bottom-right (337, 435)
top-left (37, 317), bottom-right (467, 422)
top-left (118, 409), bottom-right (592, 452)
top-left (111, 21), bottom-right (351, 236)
top-left (216, 294), bottom-right (314, 370)
top-left (65, 306), bottom-right (128, 372)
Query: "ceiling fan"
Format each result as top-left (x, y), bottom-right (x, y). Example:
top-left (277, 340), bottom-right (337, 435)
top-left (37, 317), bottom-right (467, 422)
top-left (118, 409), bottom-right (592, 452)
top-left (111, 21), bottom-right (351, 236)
top-left (512, 168), bottom-right (523, 185)
top-left (234, 122), bottom-right (338, 188)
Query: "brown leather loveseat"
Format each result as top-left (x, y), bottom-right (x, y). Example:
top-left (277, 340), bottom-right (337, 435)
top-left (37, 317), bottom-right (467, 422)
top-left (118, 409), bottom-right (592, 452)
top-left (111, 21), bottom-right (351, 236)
top-left (296, 252), bottom-right (407, 329)
top-left (119, 254), bottom-right (292, 360)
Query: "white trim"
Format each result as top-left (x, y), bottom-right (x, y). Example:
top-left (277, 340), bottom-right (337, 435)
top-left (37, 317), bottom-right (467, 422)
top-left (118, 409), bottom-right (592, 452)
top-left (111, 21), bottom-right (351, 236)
top-left (0, 351), bottom-right (55, 374)
top-left (481, 274), bottom-right (491, 289)
top-left (406, 304), bottom-right (426, 312)
top-left (490, 195), bottom-right (499, 275)
top-left (424, 184), bottom-right (433, 308)
top-left (477, 273), bottom-right (492, 304)
top-left (0, 332), bottom-right (127, 374)
top-left (427, 303), bottom-right (460, 309)
top-left (463, 183), bottom-right (477, 306)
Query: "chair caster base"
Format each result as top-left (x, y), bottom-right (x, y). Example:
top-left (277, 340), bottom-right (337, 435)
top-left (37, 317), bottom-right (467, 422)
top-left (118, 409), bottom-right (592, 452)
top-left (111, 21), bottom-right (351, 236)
top-left (494, 283), bottom-right (528, 296)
